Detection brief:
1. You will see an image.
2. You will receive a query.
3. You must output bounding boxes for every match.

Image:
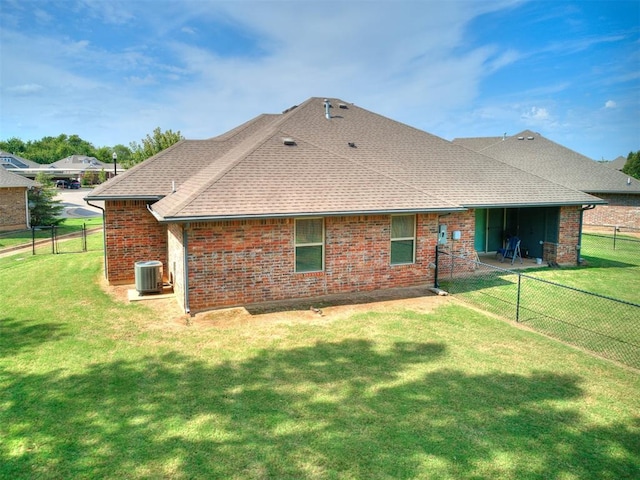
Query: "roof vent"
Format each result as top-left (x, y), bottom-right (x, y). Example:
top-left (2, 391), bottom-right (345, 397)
top-left (527, 136), bottom-right (534, 140)
top-left (628, 177), bottom-right (632, 186)
top-left (324, 99), bottom-right (332, 119)
top-left (282, 105), bottom-right (298, 114)
top-left (517, 136), bottom-right (525, 140)
top-left (339, 103), bottom-right (348, 109)
top-left (348, 142), bottom-right (356, 148)
top-left (282, 137), bottom-right (296, 146)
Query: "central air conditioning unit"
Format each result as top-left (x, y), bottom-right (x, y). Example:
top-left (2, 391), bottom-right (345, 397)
top-left (134, 260), bottom-right (163, 295)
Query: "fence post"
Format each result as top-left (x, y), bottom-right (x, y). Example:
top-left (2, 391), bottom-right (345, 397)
top-left (516, 273), bottom-right (522, 322)
top-left (32, 227), bottom-right (36, 255)
top-left (613, 226), bottom-right (617, 250)
top-left (51, 227), bottom-right (56, 254)
top-left (83, 223), bottom-right (87, 252)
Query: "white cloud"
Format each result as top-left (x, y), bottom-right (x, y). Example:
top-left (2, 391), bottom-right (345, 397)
top-left (521, 106), bottom-right (551, 122)
top-left (604, 100), bottom-right (617, 109)
top-left (6, 83), bottom-right (45, 96)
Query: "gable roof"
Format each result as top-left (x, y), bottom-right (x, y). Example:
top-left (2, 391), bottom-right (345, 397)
top-left (50, 155), bottom-right (110, 170)
top-left (0, 151), bottom-right (40, 169)
top-left (0, 166), bottom-right (38, 188)
top-left (453, 130), bottom-right (640, 194)
top-left (88, 98), bottom-right (602, 221)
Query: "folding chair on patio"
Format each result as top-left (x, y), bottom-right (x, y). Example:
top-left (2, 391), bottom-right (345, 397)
top-left (497, 236), bottom-right (523, 265)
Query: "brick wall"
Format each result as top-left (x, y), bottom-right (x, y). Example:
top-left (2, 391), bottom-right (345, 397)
top-left (167, 223), bottom-right (185, 312)
top-left (0, 188), bottom-right (29, 231)
top-left (104, 200), bottom-right (167, 284)
top-left (547, 205), bottom-right (581, 265)
top-left (176, 213), bottom-right (470, 312)
top-left (583, 193), bottom-right (640, 229)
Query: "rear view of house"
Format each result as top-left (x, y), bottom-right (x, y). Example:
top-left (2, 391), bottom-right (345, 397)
top-left (87, 98), bottom-right (602, 313)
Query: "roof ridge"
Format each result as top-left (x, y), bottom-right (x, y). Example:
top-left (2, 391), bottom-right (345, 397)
top-left (152, 120), bottom-right (289, 217)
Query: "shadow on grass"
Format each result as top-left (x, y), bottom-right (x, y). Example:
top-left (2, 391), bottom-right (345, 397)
top-left (579, 255), bottom-right (639, 269)
top-left (0, 317), bottom-right (68, 358)
top-left (1, 340), bottom-right (637, 479)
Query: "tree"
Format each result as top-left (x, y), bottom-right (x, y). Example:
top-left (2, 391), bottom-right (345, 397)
top-left (128, 127), bottom-right (184, 167)
top-left (29, 173), bottom-right (64, 226)
top-left (622, 151), bottom-right (640, 180)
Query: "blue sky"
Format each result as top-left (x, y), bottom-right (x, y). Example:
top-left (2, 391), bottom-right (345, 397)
top-left (1, 0), bottom-right (638, 160)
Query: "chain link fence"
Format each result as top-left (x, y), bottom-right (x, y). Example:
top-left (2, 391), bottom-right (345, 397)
top-left (0, 223), bottom-right (99, 256)
top-left (435, 240), bottom-right (640, 369)
top-left (581, 225), bottom-right (640, 267)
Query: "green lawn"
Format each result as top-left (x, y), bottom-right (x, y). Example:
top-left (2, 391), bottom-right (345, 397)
top-left (1, 235), bottom-right (639, 479)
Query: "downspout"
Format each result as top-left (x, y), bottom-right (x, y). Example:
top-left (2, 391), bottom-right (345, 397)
top-left (434, 212), bottom-right (452, 288)
top-left (25, 188), bottom-right (31, 229)
top-left (183, 223), bottom-right (190, 315)
top-left (578, 205), bottom-right (596, 265)
top-left (86, 200), bottom-right (107, 278)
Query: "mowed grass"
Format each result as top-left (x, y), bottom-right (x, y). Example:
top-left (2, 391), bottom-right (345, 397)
top-left (1, 234), bottom-right (639, 479)
top-left (439, 233), bottom-right (640, 368)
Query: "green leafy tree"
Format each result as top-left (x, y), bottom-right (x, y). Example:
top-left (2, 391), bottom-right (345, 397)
top-left (128, 127), bottom-right (184, 167)
top-left (0, 137), bottom-right (27, 155)
top-left (622, 150), bottom-right (640, 180)
top-left (29, 173), bottom-right (64, 226)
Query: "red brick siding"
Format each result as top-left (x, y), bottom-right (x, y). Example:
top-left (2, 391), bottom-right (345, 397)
top-left (0, 188), bottom-right (29, 231)
top-left (183, 214), bottom-right (460, 312)
top-left (583, 193), bottom-right (640, 228)
top-left (548, 206), bottom-right (581, 265)
top-left (104, 200), bottom-right (167, 283)
top-left (435, 209), bottom-right (478, 274)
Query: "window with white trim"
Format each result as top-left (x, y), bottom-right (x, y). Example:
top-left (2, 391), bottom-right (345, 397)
top-left (295, 218), bottom-right (324, 272)
top-left (391, 214), bottom-right (416, 264)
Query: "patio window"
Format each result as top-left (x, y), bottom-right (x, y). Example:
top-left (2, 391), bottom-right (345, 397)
top-left (295, 218), bottom-right (324, 272)
top-left (391, 214), bottom-right (416, 264)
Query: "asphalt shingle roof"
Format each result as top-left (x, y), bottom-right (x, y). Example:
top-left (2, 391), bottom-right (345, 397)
top-left (88, 98), bottom-right (603, 221)
top-left (0, 167), bottom-right (38, 188)
top-left (453, 131), bottom-right (640, 194)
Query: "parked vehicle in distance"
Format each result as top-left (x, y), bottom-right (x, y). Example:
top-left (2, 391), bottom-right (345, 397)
top-left (68, 180), bottom-right (81, 189)
top-left (56, 180), bottom-right (69, 188)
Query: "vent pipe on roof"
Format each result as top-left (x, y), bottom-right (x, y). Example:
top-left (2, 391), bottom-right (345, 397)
top-left (628, 177), bottom-right (632, 186)
top-left (324, 99), bottom-right (331, 119)
top-left (503, 133), bottom-right (506, 141)
top-left (172, 180), bottom-right (176, 193)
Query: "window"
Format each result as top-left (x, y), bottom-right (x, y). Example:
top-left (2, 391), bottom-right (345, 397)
top-left (391, 215), bottom-right (415, 264)
top-left (295, 218), bottom-right (324, 272)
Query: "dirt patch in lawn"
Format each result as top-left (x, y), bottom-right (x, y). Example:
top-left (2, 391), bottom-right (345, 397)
top-left (100, 278), bottom-right (450, 329)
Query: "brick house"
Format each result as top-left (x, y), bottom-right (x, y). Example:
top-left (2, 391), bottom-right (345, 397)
top-left (0, 167), bottom-right (37, 231)
top-left (87, 98), bottom-right (601, 313)
top-left (453, 132), bottom-right (640, 230)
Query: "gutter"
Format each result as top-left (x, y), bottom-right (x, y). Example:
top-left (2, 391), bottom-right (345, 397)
top-left (86, 199), bottom-right (107, 278)
top-left (150, 207), bottom-right (466, 224)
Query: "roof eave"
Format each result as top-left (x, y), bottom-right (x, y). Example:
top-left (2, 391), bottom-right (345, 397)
top-left (463, 200), bottom-right (607, 209)
top-left (150, 206), bottom-right (467, 223)
top-left (84, 194), bottom-right (165, 201)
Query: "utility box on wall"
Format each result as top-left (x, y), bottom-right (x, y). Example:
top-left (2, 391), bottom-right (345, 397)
top-left (438, 224), bottom-right (447, 245)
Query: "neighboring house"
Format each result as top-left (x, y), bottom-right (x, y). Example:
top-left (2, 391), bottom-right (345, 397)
top-left (87, 98), bottom-right (601, 313)
top-left (50, 155), bottom-right (114, 183)
top-left (0, 167), bottom-right (38, 231)
top-left (453, 131), bottom-right (640, 229)
top-left (604, 156), bottom-right (628, 171)
top-left (4, 153), bottom-right (121, 182)
top-left (0, 151), bottom-right (41, 170)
